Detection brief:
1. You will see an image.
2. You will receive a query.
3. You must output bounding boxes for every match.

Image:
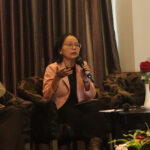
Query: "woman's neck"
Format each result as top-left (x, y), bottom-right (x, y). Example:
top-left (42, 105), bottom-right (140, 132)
top-left (63, 59), bottom-right (75, 68)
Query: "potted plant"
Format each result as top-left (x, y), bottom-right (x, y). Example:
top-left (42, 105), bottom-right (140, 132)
top-left (109, 123), bottom-right (150, 150)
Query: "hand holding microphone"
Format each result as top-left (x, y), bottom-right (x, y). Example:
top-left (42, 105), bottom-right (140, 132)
top-left (76, 56), bottom-right (94, 83)
top-left (80, 64), bottom-right (91, 82)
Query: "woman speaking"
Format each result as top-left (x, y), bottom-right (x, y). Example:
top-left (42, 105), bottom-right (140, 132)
top-left (43, 33), bottom-right (107, 150)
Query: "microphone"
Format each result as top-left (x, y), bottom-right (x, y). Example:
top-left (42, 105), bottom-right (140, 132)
top-left (76, 56), bottom-right (94, 82)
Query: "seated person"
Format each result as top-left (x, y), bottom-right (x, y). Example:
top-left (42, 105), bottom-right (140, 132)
top-left (0, 82), bottom-right (25, 150)
top-left (43, 33), bottom-right (107, 150)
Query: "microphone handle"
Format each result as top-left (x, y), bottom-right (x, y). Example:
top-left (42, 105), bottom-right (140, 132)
top-left (82, 68), bottom-right (94, 83)
top-left (76, 58), bottom-right (94, 83)
top-left (86, 73), bottom-right (94, 83)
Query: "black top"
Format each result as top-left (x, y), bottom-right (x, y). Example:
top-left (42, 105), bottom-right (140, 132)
top-left (64, 66), bottom-right (78, 106)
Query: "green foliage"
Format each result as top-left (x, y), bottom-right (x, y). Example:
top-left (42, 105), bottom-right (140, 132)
top-left (109, 123), bottom-right (150, 150)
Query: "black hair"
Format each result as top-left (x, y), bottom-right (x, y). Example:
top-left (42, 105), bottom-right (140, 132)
top-left (53, 33), bottom-right (82, 63)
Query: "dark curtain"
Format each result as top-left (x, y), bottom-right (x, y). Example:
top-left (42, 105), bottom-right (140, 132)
top-left (0, 0), bottom-right (120, 93)
top-left (0, 0), bottom-right (43, 93)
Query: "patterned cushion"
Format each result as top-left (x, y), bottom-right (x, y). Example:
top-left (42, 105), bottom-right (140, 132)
top-left (99, 72), bottom-right (145, 108)
top-left (17, 76), bottom-right (46, 105)
top-left (0, 88), bottom-right (33, 142)
top-left (17, 76), bottom-right (75, 142)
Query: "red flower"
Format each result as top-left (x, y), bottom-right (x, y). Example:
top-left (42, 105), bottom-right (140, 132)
top-left (136, 135), bottom-right (145, 139)
top-left (140, 61), bottom-right (150, 72)
top-left (137, 139), bottom-right (142, 143)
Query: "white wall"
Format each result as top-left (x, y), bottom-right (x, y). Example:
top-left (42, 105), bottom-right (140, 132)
top-left (113, 0), bottom-right (150, 72)
top-left (132, 0), bottom-right (150, 71)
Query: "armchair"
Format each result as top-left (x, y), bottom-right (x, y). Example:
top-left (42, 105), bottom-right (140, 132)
top-left (17, 76), bottom-right (76, 149)
top-left (99, 72), bottom-right (145, 109)
top-left (0, 87), bottom-right (33, 150)
top-left (17, 76), bottom-right (121, 150)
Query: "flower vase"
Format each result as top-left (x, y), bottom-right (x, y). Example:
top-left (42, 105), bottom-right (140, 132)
top-left (144, 83), bottom-right (150, 110)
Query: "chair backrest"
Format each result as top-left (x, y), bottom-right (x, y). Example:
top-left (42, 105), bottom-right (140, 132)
top-left (17, 76), bottom-right (44, 103)
top-left (102, 72), bottom-right (145, 108)
top-left (17, 76), bottom-right (60, 143)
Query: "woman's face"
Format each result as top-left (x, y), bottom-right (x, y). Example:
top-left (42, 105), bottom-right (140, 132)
top-left (60, 35), bottom-right (81, 61)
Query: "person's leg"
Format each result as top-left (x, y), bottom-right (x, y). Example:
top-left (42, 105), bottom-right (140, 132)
top-left (88, 137), bottom-right (103, 150)
top-left (0, 106), bottom-right (24, 150)
top-left (58, 104), bottom-right (83, 138)
top-left (39, 144), bottom-right (50, 150)
top-left (58, 104), bottom-right (84, 149)
top-left (82, 112), bottom-right (104, 150)
top-left (77, 101), bottom-right (108, 150)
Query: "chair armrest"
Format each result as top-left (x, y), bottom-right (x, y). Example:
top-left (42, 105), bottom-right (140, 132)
top-left (17, 88), bottom-right (50, 107)
top-left (2, 91), bottom-right (33, 110)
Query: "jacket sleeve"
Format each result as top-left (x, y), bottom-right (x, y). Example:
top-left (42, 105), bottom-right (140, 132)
top-left (83, 80), bottom-right (96, 100)
top-left (43, 63), bottom-right (57, 100)
top-left (79, 61), bottom-right (96, 100)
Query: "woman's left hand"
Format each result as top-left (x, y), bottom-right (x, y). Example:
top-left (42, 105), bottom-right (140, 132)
top-left (83, 64), bottom-right (90, 72)
top-left (81, 64), bottom-right (90, 80)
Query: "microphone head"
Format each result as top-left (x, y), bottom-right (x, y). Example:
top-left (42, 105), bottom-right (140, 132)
top-left (76, 56), bottom-right (84, 66)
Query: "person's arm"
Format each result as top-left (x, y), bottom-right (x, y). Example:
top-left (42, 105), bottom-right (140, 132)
top-left (78, 61), bottom-right (96, 100)
top-left (51, 76), bottom-right (61, 92)
top-left (82, 77), bottom-right (90, 91)
top-left (0, 82), bottom-right (6, 98)
top-left (43, 64), bottom-right (58, 99)
top-left (43, 64), bottom-right (72, 99)
top-left (0, 83), bottom-right (5, 108)
top-left (80, 62), bottom-right (92, 91)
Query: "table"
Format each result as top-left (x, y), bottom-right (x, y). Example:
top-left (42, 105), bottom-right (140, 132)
top-left (99, 106), bottom-right (150, 139)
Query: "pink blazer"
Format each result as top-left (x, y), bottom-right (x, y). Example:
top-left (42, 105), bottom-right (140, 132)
top-left (43, 62), bottom-right (96, 109)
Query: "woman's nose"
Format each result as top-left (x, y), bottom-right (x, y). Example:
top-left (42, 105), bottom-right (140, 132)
top-left (72, 44), bottom-right (76, 49)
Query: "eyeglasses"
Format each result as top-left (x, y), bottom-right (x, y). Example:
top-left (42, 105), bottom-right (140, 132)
top-left (64, 43), bottom-right (81, 49)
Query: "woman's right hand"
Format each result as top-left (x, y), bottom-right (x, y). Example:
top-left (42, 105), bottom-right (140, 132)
top-left (56, 67), bottom-right (73, 79)
top-left (51, 67), bottom-right (73, 93)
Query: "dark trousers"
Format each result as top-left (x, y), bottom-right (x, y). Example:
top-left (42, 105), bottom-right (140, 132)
top-left (58, 100), bottom-right (108, 139)
top-left (0, 106), bottom-right (24, 150)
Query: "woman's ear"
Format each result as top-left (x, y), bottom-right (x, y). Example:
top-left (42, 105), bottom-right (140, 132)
top-left (59, 50), bottom-right (62, 55)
